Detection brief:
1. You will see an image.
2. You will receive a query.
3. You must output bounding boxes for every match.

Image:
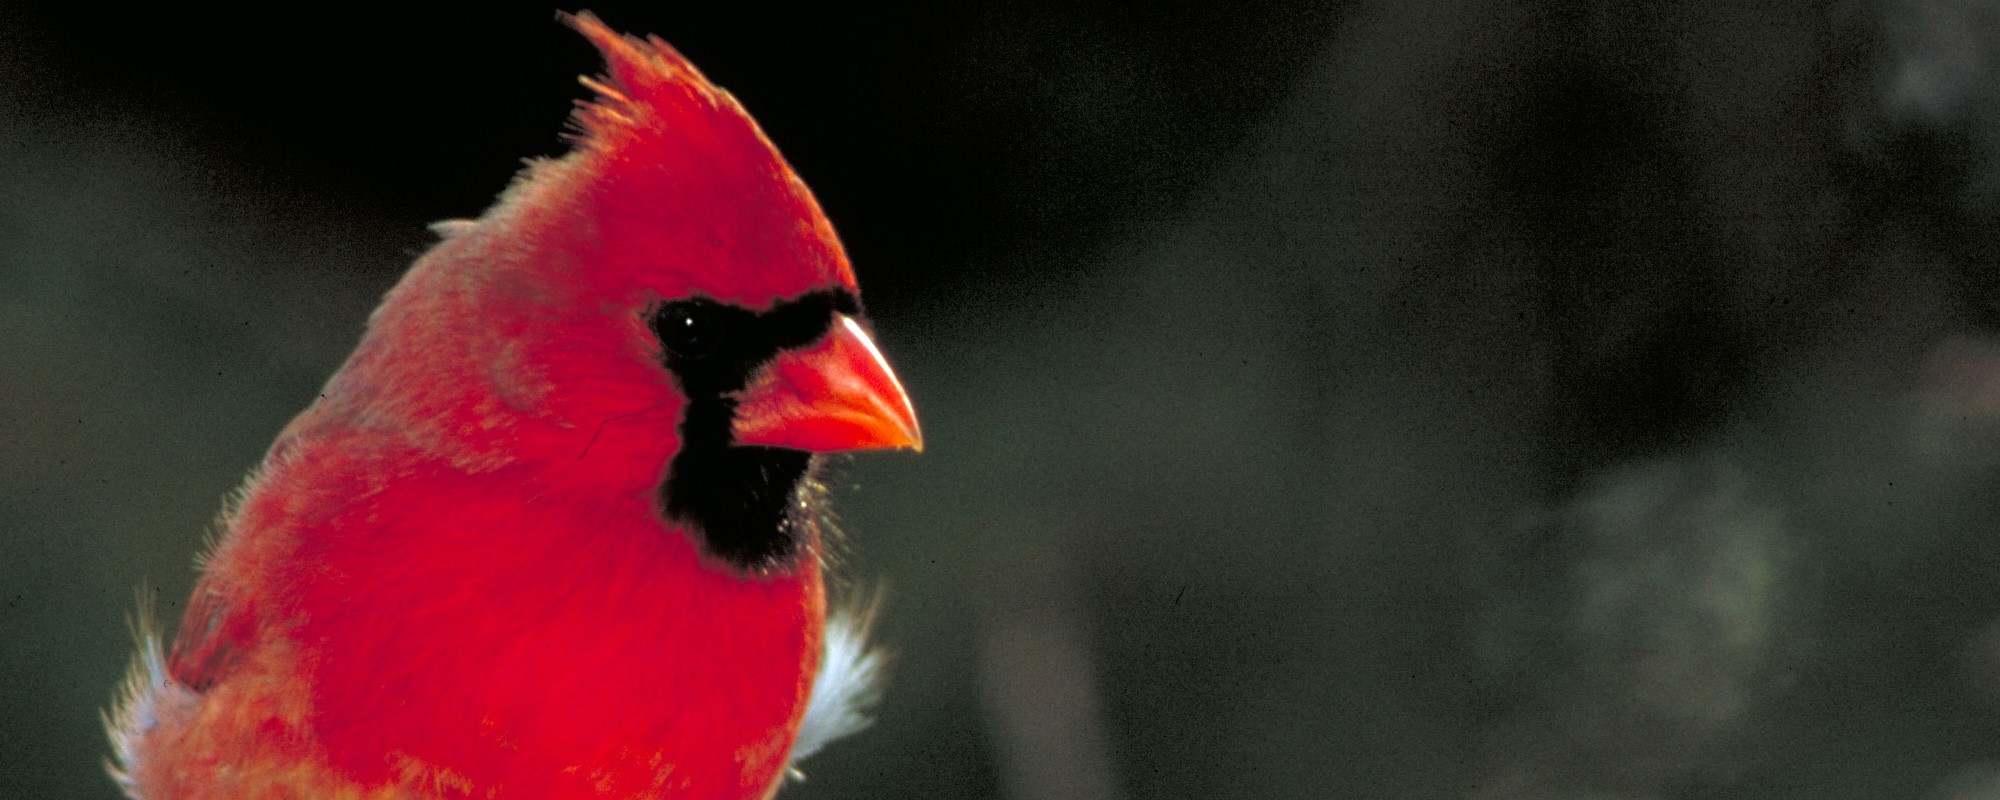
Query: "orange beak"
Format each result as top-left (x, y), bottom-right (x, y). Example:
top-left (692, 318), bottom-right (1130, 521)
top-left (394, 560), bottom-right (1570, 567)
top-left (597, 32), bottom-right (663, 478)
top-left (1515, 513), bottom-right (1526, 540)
top-left (730, 315), bottom-right (923, 453)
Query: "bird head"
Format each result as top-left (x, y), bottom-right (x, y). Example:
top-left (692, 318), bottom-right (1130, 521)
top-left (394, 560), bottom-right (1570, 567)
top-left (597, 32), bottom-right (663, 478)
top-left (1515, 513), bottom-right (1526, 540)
top-left (307, 11), bottom-right (919, 573)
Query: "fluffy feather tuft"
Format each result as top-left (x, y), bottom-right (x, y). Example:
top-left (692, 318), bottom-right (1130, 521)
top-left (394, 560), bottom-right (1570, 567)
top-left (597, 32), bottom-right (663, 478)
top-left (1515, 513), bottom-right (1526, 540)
top-left (104, 593), bottom-right (195, 799)
top-left (787, 597), bottom-right (887, 775)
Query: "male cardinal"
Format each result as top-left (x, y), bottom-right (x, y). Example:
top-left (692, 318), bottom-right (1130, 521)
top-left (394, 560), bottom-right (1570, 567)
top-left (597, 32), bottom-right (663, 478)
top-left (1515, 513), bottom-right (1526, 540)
top-left (104, 12), bottom-right (920, 800)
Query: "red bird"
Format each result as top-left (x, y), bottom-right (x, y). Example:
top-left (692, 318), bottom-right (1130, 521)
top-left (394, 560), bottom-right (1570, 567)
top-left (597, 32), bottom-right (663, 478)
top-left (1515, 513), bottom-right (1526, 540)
top-left (104, 12), bottom-right (920, 800)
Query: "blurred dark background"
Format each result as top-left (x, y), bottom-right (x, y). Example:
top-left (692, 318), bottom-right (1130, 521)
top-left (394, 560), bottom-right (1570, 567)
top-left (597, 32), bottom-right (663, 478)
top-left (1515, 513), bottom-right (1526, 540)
top-left (11, 1), bottom-right (2000, 798)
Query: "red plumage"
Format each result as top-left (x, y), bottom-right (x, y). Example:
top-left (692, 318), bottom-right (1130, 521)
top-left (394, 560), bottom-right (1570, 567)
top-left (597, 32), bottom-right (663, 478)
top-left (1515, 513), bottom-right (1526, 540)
top-left (107, 12), bottom-right (918, 800)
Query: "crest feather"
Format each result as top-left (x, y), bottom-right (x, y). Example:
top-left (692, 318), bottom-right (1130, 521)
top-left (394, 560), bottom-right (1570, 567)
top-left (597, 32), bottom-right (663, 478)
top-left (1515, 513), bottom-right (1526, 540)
top-left (559, 11), bottom-right (743, 149)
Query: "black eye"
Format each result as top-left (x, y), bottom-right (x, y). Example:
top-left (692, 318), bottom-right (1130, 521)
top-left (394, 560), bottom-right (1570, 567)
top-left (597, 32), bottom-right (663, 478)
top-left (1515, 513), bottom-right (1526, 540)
top-left (651, 300), bottom-right (727, 360)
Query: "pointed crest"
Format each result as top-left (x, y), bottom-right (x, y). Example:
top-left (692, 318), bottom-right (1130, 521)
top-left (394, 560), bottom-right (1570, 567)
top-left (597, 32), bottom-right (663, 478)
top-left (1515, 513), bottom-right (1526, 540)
top-left (560, 11), bottom-right (740, 150)
top-left (503, 11), bottom-right (858, 305)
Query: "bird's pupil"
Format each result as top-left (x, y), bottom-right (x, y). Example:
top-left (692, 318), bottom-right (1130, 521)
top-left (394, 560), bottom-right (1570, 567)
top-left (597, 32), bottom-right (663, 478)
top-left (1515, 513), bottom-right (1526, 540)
top-left (655, 301), bottom-right (722, 359)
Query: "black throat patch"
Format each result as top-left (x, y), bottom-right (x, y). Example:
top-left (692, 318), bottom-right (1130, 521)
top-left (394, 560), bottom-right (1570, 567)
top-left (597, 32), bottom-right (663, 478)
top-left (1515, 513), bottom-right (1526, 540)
top-left (649, 288), bottom-right (861, 571)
